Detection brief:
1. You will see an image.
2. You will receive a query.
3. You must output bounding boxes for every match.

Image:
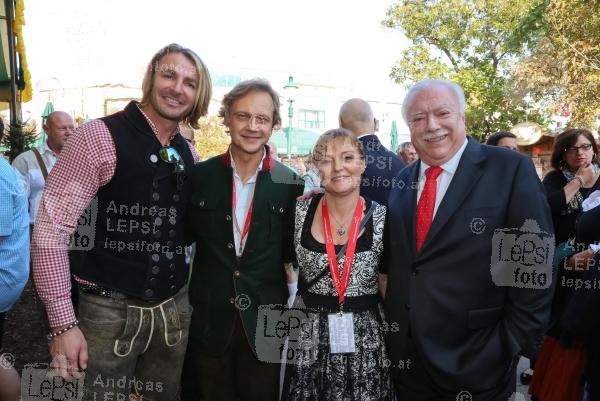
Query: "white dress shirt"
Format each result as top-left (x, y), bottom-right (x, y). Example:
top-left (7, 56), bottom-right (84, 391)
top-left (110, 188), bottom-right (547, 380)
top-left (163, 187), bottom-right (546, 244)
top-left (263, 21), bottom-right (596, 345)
top-left (230, 149), bottom-right (266, 256)
top-left (417, 138), bottom-right (468, 218)
top-left (12, 141), bottom-right (59, 224)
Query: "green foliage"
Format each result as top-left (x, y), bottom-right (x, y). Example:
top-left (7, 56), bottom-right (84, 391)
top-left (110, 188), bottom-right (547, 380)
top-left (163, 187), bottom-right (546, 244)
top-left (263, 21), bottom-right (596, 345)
top-left (513, 0), bottom-right (600, 128)
top-left (383, 0), bottom-right (549, 139)
top-left (1, 120), bottom-right (39, 162)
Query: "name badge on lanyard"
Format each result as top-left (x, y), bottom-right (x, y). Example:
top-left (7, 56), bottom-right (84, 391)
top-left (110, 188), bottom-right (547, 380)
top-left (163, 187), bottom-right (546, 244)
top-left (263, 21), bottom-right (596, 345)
top-left (327, 312), bottom-right (355, 354)
top-left (322, 196), bottom-right (364, 354)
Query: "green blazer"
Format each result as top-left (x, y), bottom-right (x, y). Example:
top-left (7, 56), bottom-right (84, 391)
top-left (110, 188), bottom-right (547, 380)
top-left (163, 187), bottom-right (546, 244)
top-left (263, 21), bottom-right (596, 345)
top-left (186, 152), bottom-right (304, 356)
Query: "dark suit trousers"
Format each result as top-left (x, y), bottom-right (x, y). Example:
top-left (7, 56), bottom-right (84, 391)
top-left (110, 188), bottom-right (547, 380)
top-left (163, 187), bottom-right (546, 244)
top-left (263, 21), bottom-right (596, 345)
top-left (193, 314), bottom-right (279, 401)
top-left (395, 336), bottom-right (516, 401)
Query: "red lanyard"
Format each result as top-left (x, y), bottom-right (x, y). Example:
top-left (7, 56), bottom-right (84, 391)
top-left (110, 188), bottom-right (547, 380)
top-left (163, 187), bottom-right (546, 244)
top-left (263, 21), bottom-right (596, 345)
top-left (322, 196), bottom-right (364, 306)
top-left (232, 179), bottom-right (254, 254)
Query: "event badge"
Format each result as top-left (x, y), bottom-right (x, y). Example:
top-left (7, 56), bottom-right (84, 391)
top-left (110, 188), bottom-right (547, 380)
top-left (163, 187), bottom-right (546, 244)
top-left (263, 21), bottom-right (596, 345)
top-left (328, 312), bottom-right (355, 354)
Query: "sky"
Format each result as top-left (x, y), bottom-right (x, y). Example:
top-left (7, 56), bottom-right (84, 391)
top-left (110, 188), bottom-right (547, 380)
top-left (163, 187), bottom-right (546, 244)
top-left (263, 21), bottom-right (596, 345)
top-left (24, 0), bottom-right (408, 95)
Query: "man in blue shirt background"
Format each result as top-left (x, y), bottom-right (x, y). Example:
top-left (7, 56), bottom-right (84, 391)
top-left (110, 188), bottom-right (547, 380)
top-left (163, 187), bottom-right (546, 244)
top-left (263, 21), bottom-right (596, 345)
top-left (0, 119), bottom-right (29, 401)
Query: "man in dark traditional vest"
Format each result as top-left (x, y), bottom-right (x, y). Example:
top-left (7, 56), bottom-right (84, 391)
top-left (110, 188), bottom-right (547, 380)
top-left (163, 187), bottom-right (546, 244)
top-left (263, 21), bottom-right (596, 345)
top-left (186, 79), bottom-right (304, 401)
top-left (31, 44), bottom-right (212, 401)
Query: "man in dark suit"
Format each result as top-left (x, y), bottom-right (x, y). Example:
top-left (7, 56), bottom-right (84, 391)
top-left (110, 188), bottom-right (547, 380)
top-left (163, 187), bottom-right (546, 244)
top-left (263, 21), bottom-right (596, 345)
top-left (186, 79), bottom-right (304, 401)
top-left (385, 79), bottom-right (555, 400)
top-left (339, 98), bottom-right (404, 206)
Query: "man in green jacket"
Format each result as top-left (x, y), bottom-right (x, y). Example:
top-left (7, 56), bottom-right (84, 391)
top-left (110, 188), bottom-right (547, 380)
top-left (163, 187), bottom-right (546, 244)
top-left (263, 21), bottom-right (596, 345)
top-left (186, 78), bottom-right (304, 401)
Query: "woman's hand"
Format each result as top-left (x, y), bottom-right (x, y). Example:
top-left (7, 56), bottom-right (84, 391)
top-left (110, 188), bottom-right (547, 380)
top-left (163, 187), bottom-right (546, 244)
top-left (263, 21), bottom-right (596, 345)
top-left (575, 163), bottom-right (599, 188)
top-left (565, 248), bottom-right (597, 271)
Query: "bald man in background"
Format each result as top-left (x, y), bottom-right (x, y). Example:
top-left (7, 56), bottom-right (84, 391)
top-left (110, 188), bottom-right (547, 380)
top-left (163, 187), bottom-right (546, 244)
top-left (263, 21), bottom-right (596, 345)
top-left (339, 98), bottom-right (404, 206)
top-left (13, 111), bottom-right (75, 225)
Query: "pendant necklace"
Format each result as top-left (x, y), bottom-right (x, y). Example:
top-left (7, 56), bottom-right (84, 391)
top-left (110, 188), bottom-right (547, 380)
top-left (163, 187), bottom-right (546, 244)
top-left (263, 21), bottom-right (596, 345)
top-left (329, 213), bottom-right (348, 236)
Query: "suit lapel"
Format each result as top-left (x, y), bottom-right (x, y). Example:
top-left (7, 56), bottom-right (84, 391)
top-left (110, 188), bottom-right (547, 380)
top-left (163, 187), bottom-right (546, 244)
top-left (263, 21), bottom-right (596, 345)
top-left (395, 161), bottom-right (420, 258)
top-left (421, 138), bottom-right (485, 250)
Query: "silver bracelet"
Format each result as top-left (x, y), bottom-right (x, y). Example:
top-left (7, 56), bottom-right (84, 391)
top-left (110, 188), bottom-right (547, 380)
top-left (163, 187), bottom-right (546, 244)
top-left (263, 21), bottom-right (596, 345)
top-left (574, 175), bottom-right (585, 187)
top-left (46, 320), bottom-right (80, 341)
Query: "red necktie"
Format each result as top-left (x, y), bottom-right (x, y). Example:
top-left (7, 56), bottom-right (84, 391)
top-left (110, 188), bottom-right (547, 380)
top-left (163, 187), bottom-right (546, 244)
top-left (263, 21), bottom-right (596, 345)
top-left (416, 166), bottom-right (443, 251)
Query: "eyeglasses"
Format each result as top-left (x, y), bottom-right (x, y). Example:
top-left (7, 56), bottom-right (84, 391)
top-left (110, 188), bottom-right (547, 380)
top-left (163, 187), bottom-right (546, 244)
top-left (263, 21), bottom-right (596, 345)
top-left (159, 146), bottom-right (185, 174)
top-left (564, 143), bottom-right (593, 154)
top-left (232, 112), bottom-right (272, 127)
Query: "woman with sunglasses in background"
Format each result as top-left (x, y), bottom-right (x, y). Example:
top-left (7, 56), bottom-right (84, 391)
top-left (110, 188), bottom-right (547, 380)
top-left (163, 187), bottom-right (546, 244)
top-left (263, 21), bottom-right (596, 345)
top-left (530, 128), bottom-right (600, 401)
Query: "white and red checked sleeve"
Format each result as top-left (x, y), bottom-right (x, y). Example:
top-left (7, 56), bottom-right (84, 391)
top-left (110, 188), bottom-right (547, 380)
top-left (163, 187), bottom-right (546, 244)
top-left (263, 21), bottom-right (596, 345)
top-left (31, 120), bottom-right (116, 328)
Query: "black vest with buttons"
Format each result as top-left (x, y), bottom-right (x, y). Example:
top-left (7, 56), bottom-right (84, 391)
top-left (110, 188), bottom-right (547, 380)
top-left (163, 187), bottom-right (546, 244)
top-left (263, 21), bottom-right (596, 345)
top-left (71, 101), bottom-right (193, 301)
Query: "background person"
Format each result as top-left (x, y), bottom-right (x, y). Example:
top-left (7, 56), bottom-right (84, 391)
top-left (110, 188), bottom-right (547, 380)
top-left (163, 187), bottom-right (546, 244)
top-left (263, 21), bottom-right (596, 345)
top-left (485, 131), bottom-right (519, 151)
top-left (283, 128), bottom-right (392, 401)
top-left (0, 119), bottom-right (29, 401)
top-left (397, 141), bottom-right (418, 164)
top-left (530, 128), bottom-right (600, 401)
top-left (12, 111), bottom-right (75, 226)
top-left (339, 98), bottom-right (404, 206)
top-left (559, 201), bottom-right (600, 401)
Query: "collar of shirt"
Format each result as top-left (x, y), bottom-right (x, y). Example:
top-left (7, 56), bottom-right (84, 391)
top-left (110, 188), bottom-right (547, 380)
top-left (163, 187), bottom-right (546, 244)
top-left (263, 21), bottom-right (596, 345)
top-left (417, 137), bottom-right (468, 216)
top-left (229, 147), bottom-right (266, 185)
top-left (135, 102), bottom-right (178, 144)
top-left (357, 132), bottom-right (375, 140)
top-left (40, 141), bottom-right (58, 158)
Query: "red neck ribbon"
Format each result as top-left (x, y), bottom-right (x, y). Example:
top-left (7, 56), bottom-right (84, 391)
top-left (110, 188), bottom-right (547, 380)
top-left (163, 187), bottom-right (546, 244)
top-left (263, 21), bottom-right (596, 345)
top-left (322, 196), bottom-right (364, 306)
top-left (232, 178), bottom-right (254, 254)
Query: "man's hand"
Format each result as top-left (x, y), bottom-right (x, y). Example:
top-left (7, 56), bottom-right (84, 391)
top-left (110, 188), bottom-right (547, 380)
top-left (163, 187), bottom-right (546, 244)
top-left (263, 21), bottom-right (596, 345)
top-left (48, 326), bottom-right (88, 379)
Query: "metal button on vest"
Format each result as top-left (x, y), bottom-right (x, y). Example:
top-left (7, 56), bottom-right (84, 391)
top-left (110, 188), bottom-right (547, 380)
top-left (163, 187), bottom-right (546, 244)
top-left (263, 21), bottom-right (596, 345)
top-left (172, 194), bottom-right (180, 202)
top-left (229, 297), bottom-right (235, 304)
top-left (169, 229), bottom-right (176, 238)
top-left (118, 342), bottom-right (129, 354)
top-left (170, 284), bottom-right (175, 291)
top-left (169, 263), bottom-right (176, 271)
top-left (150, 154), bottom-right (158, 163)
top-left (145, 289), bottom-right (154, 298)
top-left (279, 207), bottom-right (284, 213)
top-left (149, 278), bottom-right (157, 286)
top-left (152, 181), bottom-right (159, 189)
top-left (155, 217), bottom-right (163, 226)
top-left (153, 231), bottom-right (162, 239)
top-left (169, 217), bottom-right (176, 225)
top-left (166, 252), bottom-right (174, 260)
top-left (199, 200), bottom-right (205, 207)
top-left (152, 265), bottom-right (160, 274)
top-left (152, 193), bottom-right (160, 201)
top-left (225, 215), bottom-right (232, 221)
top-left (227, 243), bottom-right (234, 249)
top-left (151, 254), bottom-right (159, 262)
top-left (169, 275), bottom-right (174, 281)
top-left (234, 270), bottom-right (241, 277)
